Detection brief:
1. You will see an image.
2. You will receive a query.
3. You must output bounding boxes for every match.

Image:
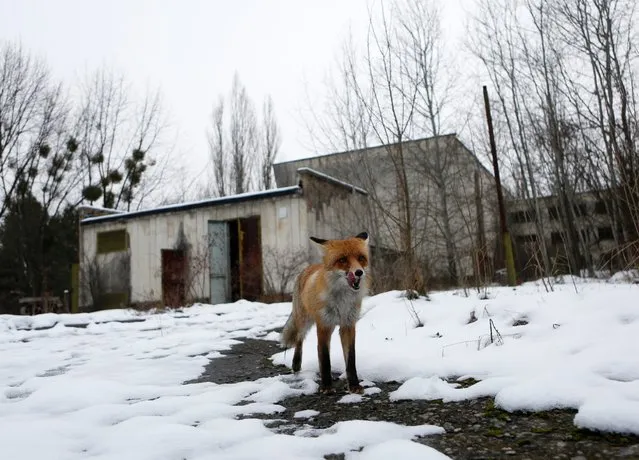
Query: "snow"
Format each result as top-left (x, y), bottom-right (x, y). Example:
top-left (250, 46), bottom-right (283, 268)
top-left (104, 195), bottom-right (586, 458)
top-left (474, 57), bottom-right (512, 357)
top-left (338, 393), bottom-right (365, 404)
top-left (348, 439), bottom-right (452, 460)
top-left (273, 278), bottom-right (639, 435)
top-left (1, 276), bottom-right (638, 459)
top-left (0, 300), bottom-right (441, 459)
top-left (294, 409), bottom-right (320, 419)
top-left (608, 269), bottom-right (639, 284)
top-left (0, 308), bottom-right (144, 330)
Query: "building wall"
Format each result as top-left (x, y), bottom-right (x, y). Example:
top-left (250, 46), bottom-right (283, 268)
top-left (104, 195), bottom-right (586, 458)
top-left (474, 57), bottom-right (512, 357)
top-left (274, 135), bottom-right (500, 280)
top-left (80, 194), bottom-right (309, 307)
top-left (507, 192), bottom-right (619, 272)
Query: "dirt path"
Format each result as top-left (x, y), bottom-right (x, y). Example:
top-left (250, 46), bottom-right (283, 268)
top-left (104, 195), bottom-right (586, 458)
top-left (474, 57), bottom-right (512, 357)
top-left (187, 333), bottom-right (639, 460)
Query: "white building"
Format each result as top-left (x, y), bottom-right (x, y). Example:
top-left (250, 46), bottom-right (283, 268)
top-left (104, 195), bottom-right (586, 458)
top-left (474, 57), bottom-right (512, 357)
top-left (78, 169), bottom-right (368, 310)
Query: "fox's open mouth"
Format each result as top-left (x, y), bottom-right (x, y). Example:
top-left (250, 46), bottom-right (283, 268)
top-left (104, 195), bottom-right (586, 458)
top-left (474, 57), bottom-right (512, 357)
top-left (347, 272), bottom-right (361, 290)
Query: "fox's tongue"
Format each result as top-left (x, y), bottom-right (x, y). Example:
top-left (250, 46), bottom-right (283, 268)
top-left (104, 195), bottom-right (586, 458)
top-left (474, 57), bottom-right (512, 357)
top-left (347, 272), bottom-right (360, 289)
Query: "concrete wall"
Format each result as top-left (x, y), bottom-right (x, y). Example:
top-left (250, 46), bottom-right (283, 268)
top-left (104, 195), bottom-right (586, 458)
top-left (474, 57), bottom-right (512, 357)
top-left (274, 135), bottom-right (500, 280)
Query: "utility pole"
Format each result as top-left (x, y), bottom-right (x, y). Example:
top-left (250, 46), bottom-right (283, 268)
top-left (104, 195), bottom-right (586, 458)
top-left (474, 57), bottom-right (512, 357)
top-left (483, 85), bottom-right (517, 286)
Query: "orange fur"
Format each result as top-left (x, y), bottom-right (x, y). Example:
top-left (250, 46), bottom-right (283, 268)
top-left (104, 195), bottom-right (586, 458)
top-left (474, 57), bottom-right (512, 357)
top-left (281, 232), bottom-right (370, 394)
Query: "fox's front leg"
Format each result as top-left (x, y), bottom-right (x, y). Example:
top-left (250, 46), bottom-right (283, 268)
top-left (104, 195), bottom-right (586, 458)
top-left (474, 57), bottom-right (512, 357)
top-left (317, 324), bottom-right (335, 394)
top-left (340, 325), bottom-right (363, 394)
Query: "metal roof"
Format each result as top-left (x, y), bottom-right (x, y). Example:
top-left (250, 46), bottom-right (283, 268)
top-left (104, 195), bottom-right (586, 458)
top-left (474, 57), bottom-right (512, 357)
top-left (81, 186), bottom-right (302, 226)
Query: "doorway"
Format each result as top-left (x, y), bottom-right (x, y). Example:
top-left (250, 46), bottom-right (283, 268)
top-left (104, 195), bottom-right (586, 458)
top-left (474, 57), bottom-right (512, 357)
top-left (208, 216), bottom-right (263, 304)
top-left (161, 249), bottom-right (186, 307)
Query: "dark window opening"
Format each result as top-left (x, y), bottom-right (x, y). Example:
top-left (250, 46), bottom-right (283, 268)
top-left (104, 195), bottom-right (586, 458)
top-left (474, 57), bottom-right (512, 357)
top-left (548, 206), bottom-right (560, 220)
top-left (509, 210), bottom-right (536, 224)
top-left (594, 200), bottom-right (610, 215)
top-left (598, 226), bottom-right (614, 241)
top-left (97, 229), bottom-right (128, 254)
top-left (515, 234), bottom-right (538, 245)
top-left (573, 203), bottom-right (588, 217)
top-left (551, 232), bottom-right (565, 245)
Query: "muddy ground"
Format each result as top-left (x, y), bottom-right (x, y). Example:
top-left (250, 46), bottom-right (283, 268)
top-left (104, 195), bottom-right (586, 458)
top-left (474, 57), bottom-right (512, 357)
top-left (186, 333), bottom-right (639, 460)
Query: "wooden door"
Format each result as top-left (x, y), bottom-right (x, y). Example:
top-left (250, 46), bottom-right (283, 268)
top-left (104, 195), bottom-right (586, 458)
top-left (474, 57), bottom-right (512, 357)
top-left (161, 249), bottom-right (186, 307)
top-left (239, 216), bottom-right (263, 301)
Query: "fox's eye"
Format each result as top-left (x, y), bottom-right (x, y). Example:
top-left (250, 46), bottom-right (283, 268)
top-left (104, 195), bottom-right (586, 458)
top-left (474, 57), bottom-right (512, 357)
top-left (358, 255), bottom-right (367, 263)
top-left (338, 256), bottom-right (348, 264)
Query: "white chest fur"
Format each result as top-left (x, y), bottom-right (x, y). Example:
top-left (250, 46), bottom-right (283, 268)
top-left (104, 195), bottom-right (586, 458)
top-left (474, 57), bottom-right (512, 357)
top-left (320, 272), bottom-right (366, 327)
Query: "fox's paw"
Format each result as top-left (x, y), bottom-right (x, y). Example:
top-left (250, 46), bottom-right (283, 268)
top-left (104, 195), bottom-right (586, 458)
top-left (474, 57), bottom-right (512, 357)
top-left (347, 384), bottom-right (364, 394)
top-left (319, 385), bottom-right (336, 395)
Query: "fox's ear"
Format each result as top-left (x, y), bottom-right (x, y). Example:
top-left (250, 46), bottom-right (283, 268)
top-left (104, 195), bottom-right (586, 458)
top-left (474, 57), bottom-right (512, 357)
top-left (355, 232), bottom-right (369, 244)
top-left (310, 236), bottom-right (328, 248)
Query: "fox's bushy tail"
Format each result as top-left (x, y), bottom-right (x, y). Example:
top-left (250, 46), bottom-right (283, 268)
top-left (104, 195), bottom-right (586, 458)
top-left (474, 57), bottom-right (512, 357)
top-left (280, 312), bottom-right (298, 348)
top-left (280, 276), bottom-right (305, 348)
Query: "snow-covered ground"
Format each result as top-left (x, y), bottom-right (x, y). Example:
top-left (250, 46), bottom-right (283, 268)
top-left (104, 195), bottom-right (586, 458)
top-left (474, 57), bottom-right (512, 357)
top-left (1, 277), bottom-right (638, 459)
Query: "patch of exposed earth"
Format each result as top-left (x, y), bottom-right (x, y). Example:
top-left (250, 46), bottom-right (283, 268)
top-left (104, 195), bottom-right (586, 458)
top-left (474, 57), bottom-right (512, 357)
top-left (186, 333), bottom-right (639, 460)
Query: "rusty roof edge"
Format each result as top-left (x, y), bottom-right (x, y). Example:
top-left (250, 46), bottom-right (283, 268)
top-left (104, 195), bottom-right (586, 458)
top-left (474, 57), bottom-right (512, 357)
top-left (297, 167), bottom-right (369, 195)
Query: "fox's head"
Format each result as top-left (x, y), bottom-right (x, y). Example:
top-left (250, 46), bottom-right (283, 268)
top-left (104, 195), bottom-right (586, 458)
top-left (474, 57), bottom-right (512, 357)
top-left (310, 232), bottom-right (370, 292)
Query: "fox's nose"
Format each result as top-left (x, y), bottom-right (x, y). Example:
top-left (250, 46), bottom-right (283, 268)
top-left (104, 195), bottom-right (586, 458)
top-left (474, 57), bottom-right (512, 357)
top-left (354, 269), bottom-right (363, 277)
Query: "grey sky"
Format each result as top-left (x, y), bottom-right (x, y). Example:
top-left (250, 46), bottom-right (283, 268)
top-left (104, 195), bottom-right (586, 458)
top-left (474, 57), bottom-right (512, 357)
top-left (1, 0), bottom-right (468, 177)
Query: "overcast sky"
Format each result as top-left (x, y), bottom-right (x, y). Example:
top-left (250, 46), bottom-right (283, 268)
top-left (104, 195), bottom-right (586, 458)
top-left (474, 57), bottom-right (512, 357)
top-left (2, 0), bottom-right (469, 178)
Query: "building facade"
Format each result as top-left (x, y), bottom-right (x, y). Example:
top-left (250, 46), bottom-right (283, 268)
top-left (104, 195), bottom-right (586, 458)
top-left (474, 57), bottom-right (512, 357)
top-left (274, 134), bottom-right (501, 285)
top-left (507, 191), bottom-right (621, 276)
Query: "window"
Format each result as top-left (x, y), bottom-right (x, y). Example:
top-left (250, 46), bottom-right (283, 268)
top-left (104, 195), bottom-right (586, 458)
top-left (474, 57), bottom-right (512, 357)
top-left (573, 203), bottom-right (588, 217)
top-left (594, 200), bottom-right (609, 215)
top-left (548, 206), bottom-right (560, 220)
top-left (551, 232), bottom-right (565, 245)
top-left (515, 234), bottom-right (538, 245)
top-left (509, 210), bottom-right (536, 224)
top-left (548, 203), bottom-right (587, 219)
top-left (598, 226), bottom-right (614, 241)
top-left (97, 229), bottom-right (128, 254)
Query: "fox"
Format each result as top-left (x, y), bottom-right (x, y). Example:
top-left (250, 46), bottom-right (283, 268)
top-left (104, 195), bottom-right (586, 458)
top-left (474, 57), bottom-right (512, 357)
top-left (281, 231), bottom-right (371, 395)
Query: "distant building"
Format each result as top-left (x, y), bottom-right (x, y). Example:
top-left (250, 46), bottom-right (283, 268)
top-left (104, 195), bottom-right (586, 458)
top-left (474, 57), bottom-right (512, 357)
top-left (274, 134), bottom-right (501, 285)
top-left (506, 191), bottom-right (620, 276)
top-left (78, 169), bottom-right (367, 310)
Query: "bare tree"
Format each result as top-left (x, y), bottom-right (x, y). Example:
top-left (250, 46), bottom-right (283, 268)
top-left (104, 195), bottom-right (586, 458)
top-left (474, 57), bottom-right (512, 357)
top-left (208, 96), bottom-right (229, 197)
top-left (553, 0), bottom-right (639, 244)
top-left (74, 67), bottom-right (167, 211)
top-left (397, 0), bottom-right (462, 283)
top-left (208, 73), bottom-right (281, 196)
top-left (300, 32), bottom-right (375, 154)
top-left (324, 5), bottom-right (424, 290)
top-left (468, 0), bottom-right (556, 275)
top-left (259, 95), bottom-right (281, 190)
top-left (0, 42), bottom-right (61, 219)
top-left (229, 74), bottom-right (257, 194)
top-left (300, 1), bottom-right (491, 289)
